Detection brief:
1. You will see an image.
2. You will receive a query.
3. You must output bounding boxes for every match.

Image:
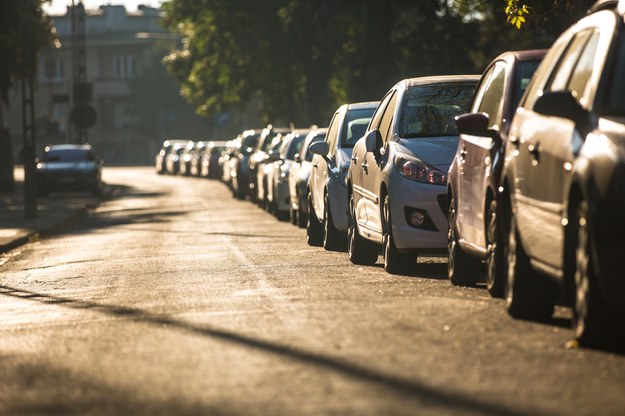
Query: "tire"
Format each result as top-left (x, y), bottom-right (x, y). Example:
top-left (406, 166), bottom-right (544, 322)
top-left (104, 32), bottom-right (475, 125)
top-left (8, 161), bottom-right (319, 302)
top-left (505, 211), bottom-right (556, 320)
top-left (290, 206), bottom-right (298, 225)
top-left (383, 195), bottom-right (414, 274)
top-left (306, 192), bottom-right (323, 246)
top-left (572, 200), bottom-right (619, 347)
top-left (323, 192), bottom-right (343, 251)
top-left (347, 195), bottom-right (378, 265)
top-left (485, 199), bottom-right (505, 298)
top-left (447, 195), bottom-right (481, 286)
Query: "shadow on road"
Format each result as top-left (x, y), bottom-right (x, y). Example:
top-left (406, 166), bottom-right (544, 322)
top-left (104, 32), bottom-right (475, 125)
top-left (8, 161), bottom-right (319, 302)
top-left (0, 284), bottom-right (543, 416)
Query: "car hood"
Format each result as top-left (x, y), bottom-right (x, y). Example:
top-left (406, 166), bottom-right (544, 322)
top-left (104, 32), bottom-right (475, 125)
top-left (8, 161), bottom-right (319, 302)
top-left (396, 136), bottom-right (459, 170)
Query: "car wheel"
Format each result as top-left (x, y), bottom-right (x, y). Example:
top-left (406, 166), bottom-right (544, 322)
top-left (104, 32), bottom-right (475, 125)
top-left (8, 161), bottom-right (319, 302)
top-left (306, 192), bottom-right (323, 246)
top-left (323, 192), bottom-right (343, 251)
top-left (572, 200), bottom-right (617, 347)
top-left (485, 199), bottom-right (505, 298)
top-left (447, 195), bottom-right (481, 286)
top-left (383, 196), bottom-right (414, 274)
top-left (290, 205), bottom-right (298, 225)
top-left (347, 195), bottom-right (378, 265)
top-left (505, 210), bottom-right (556, 320)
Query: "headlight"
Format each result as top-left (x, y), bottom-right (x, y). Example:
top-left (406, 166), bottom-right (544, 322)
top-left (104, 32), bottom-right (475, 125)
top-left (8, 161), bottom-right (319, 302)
top-left (394, 156), bottom-right (447, 185)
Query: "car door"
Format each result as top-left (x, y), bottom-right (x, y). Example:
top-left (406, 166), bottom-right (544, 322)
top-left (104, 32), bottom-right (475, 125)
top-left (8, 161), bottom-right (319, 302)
top-left (457, 63), bottom-right (507, 247)
top-left (311, 109), bottom-right (341, 220)
top-left (362, 89), bottom-right (398, 235)
top-left (515, 28), bottom-right (602, 268)
top-left (352, 94), bottom-right (391, 230)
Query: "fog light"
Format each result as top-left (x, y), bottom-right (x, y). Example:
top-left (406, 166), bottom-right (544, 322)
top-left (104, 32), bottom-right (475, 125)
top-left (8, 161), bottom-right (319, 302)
top-left (409, 211), bottom-right (425, 227)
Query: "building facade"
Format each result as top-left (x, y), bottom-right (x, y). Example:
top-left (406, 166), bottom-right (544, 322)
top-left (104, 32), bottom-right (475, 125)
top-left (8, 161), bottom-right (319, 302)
top-left (7, 4), bottom-right (217, 165)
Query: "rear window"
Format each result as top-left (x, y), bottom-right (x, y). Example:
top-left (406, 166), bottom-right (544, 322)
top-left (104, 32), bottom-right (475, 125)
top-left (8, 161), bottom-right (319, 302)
top-left (340, 108), bottom-right (376, 148)
top-left (398, 82), bottom-right (475, 138)
top-left (43, 149), bottom-right (92, 162)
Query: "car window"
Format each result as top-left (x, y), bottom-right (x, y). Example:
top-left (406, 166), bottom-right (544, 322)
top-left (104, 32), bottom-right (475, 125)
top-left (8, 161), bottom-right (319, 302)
top-left (369, 91), bottom-right (394, 131)
top-left (398, 82), bottom-right (475, 138)
top-left (476, 63), bottom-right (506, 128)
top-left (512, 59), bottom-right (542, 110)
top-left (325, 111), bottom-right (341, 157)
top-left (567, 30), bottom-right (600, 105)
top-left (44, 149), bottom-right (90, 162)
top-left (379, 92), bottom-right (398, 143)
top-left (606, 32), bottom-right (625, 115)
top-left (286, 135), bottom-right (305, 160)
top-left (546, 30), bottom-right (593, 93)
top-left (340, 108), bottom-right (376, 148)
top-left (471, 65), bottom-right (497, 113)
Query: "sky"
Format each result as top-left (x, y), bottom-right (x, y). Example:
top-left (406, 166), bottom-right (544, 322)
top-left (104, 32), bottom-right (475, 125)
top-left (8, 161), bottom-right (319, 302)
top-left (43, 0), bottom-right (165, 15)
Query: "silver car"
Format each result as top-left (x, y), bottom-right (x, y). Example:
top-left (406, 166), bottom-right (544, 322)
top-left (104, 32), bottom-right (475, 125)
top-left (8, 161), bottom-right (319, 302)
top-left (347, 76), bottom-right (478, 274)
top-left (308, 102), bottom-right (378, 250)
top-left (288, 128), bottom-right (327, 227)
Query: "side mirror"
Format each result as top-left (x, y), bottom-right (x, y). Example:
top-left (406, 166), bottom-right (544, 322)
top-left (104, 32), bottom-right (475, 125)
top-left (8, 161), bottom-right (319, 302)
top-left (455, 112), bottom-right (501, 142)
top-left (534, 91), bottom-right (597, 135)
top-left (365, 130), bottom-right (382, 153)
top-left (309, 141), bottom-right (329, 156)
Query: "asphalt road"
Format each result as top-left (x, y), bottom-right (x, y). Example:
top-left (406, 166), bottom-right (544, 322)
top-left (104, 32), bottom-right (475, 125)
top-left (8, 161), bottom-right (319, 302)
top-left (1, 166), bottom-right (624, 416)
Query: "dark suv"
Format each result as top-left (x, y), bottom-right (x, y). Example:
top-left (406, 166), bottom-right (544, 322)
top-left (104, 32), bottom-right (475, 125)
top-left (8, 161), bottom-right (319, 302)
top-left (447, 49), bottom-right (545, 293)
top-left (499, 0), bottom-right (625, 347)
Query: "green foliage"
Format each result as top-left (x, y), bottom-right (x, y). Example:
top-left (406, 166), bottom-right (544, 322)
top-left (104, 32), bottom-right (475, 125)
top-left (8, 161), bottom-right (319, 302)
top-left (0, 0), bottom-right (55, 101)
top-left (161, 0), bottom-right (596, 126)
top-left (506, 1), bottom-right (530, 29)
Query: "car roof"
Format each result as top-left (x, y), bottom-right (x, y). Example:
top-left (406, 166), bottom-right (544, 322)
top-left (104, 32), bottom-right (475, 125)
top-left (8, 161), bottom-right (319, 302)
top-left (403, 75), bottom-right (480, 88)
top-left (588, 0), bottom-right (625, 14)
top-left (494, 49), bottom-right (548, 63)
top-left (346, 101), bottom-right (379, 110)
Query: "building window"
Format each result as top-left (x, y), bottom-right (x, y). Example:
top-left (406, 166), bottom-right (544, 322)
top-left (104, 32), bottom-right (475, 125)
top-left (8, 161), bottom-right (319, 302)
top-left (113, 55), bottom-right (136, 79)
top-left (41, 57), bottom-right (64, 83)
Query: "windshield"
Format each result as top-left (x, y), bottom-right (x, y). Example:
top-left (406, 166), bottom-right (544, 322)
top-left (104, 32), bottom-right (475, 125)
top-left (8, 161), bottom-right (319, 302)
top-left (286, 135), bottom-right (305, 160)
top-left (43, 149), bottom-right (93, 162)
top-left (341, 108), bottom-right (375, 148)
top-left (398, 82), bottom-right (475, 138)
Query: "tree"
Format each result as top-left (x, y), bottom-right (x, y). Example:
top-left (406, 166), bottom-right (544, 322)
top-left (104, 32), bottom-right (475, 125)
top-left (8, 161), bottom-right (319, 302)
top-left (0, 0), bottom-right (55, 198)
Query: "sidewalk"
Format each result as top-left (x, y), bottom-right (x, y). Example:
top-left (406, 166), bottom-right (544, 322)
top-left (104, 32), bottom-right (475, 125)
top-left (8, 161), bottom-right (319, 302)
top-left (0, 167), bottom-right (101, 254)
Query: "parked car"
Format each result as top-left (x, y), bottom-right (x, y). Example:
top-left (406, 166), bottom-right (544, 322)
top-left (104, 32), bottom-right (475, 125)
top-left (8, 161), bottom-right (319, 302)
top-left (266, 129), bottom-right (307, 220)
top-left (164, 141), bottom-right (190, 175)
top-left (497, 0), bottom-right (625, 347)
top-left (257, 133), bottom-right (288, 208)
top-left (447, 49), bottom-right (545, 293)
top-left (155, 139), bottom-right (188, 174)
top-left (289, 128), bottom-right (327, 227)
top-left (221, 138), bottom-right (242, 188)
top-left (36, 144), bottom-right (103, 197)
top-left (200, 141), bottom-right (227, 179)
top-left (346, 75), bottom-right (478, 274)
top-left (231, 129), bottom-right (261, 199)
top-left (179, 141), bottom-right (197, 177)
top-left (189, 141), bottom-right (208, 177)
top-left (308, 102), bottom-right (378, 250)
top-left (248, 125), bottom-right (291, 202)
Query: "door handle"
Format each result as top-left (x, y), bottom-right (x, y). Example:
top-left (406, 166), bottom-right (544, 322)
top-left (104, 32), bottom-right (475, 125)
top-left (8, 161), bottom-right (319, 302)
top-left (313, 163), bottom-right (319, 169)
top-left (509, 136), bottom-right (520, 147)
top-left (361, 162), bottom-right (368, 168)
top-left (528, 143), bottom-right (540, 163)
top-left (351, 156), bottom-right (358, 164)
